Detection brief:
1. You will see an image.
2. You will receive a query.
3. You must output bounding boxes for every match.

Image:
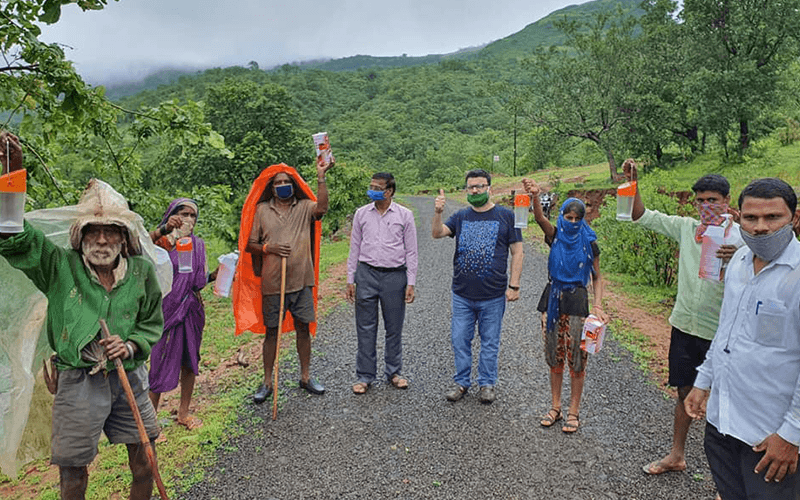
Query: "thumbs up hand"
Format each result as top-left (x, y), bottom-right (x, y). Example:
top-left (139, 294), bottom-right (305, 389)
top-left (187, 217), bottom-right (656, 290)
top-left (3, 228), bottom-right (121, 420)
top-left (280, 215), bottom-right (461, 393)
top-left (434, 189), bottom-right (446, 214)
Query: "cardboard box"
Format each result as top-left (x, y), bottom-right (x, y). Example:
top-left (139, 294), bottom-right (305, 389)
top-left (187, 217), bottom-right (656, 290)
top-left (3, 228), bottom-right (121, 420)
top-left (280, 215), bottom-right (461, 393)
top-left (312, 132), bottom-right (332, 162)
top-left (580, 315), bottom-right (607, 354)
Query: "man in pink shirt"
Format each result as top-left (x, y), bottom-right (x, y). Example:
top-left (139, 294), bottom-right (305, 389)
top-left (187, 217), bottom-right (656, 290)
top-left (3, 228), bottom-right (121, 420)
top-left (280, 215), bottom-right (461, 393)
top-left (346, 173), bottom-right (418, 394)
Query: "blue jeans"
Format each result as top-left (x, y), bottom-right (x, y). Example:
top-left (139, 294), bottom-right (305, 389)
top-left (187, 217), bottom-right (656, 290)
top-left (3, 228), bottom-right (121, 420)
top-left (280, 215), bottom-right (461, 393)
top-left (450, 292), bottom-right (506, 388)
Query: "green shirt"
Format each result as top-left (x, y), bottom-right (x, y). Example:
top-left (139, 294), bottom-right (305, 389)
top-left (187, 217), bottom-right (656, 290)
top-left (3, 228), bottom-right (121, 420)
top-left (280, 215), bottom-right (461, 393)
top-left (0, 222), bottom-right (163, 371)
top-left (636, 209), bottom-right (741, 341)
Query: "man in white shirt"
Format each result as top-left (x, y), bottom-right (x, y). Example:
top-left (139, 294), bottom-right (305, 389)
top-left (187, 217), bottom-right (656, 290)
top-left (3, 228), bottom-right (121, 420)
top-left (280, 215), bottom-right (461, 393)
top-left (686, 177), bottom-right (800, 499)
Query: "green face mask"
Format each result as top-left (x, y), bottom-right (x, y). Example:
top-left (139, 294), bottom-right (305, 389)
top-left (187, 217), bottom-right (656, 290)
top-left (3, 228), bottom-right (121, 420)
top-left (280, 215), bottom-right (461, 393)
top-left (467, 191), bottom-right (489, 207)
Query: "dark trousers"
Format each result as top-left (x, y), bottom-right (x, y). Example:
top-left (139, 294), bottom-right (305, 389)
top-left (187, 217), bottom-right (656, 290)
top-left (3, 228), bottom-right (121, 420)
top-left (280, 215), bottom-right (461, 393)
top-left (354, 262), bottom-right (407, 383)
top-left (705, 422), bottom-right (800, 500)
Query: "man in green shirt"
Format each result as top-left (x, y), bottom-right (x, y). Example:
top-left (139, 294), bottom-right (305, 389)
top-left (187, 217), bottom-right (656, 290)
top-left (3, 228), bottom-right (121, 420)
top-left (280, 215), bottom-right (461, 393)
top-left (0, 131), bottom-right (163, 500)
top-left (622, 159), bottom-right (742, 481)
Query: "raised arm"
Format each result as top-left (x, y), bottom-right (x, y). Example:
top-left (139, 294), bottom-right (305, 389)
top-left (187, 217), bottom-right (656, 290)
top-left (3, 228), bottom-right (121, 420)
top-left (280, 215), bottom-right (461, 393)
top-left (312, 155), bottom-right (334, 219)
top-left (149, 214), bottom-right (183, 243)
top-left (622, 159), bottom-right (645, 221)
top-left (432, 189), bottom-right (452, 239)
top-left (522, 179), bottom-right (555, 241)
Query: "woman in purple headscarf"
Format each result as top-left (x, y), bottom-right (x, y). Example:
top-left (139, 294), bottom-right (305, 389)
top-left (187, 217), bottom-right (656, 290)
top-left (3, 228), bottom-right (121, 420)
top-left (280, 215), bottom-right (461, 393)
top-left (148, 198), bottom-right (216, 431)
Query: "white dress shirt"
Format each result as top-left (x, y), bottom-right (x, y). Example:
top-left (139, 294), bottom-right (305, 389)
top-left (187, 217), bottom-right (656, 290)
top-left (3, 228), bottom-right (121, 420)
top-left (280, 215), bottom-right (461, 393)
top-left (695, 237), bottom-right (800, 447)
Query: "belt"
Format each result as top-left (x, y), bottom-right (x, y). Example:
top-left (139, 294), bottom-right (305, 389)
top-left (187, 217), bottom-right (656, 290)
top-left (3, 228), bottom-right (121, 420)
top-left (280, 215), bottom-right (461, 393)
top-left (362, 262), bottom-right (406, 273)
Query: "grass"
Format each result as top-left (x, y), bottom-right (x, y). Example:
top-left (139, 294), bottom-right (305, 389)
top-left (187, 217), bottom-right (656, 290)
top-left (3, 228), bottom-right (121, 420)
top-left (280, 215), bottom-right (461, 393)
top-left (318, 238), bottom-right (350, 283)
top-left (603, 272), bottom-right (675, 312)
top-left (606, 318), bottom-right (660, 375)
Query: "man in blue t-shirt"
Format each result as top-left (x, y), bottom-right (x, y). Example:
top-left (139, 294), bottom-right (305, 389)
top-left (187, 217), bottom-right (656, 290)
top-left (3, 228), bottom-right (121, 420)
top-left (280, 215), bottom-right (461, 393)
top-left (432, 169), bottom-right (524, 404)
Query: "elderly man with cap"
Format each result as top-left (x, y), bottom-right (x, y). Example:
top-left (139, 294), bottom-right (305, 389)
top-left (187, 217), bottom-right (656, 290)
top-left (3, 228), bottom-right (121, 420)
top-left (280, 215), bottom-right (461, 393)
top-left (0, 131), bottom-right (163, 500)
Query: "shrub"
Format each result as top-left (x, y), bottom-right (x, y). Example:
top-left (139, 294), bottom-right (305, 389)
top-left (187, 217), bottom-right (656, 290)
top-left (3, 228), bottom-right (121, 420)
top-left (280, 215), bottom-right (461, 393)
top-left (776, 118), bottom-right (800, 146)
top-left (593, 183), bottom-right (680, 288)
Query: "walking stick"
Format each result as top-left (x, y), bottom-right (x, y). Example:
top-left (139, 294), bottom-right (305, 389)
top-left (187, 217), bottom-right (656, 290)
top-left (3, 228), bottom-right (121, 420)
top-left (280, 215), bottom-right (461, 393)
top-left (272, 256), bottom-right (287, 421)
top-left (99, 319), bottom-right (169, 500)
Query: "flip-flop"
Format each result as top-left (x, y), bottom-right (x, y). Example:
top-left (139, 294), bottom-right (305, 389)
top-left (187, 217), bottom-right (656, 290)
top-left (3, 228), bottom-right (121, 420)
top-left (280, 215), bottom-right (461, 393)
top-left (352, 382), bottom-right (369, 394)
top-left (177, 416), bottom-right (203, 430)
top-left (642, 460), bottom-right (686, 475)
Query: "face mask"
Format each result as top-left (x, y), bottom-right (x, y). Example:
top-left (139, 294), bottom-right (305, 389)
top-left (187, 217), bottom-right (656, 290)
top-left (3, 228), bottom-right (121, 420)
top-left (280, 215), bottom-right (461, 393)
top-left (695, 202), bottom-right (729, 242)
top-left (82, 239), bottom-right (123, 267)
top-left (275, 184), bottom-right (293, 199)
top-left (560, 219), bottom-right (582, 236)
top-left (698, 202), bottom-right (728, 226)
top-left (741, 223), bottom-right (794, 262)
top-left (367, 189), bottom-right (385, 201)
top-left (467, 192), bottom-right (489, 207)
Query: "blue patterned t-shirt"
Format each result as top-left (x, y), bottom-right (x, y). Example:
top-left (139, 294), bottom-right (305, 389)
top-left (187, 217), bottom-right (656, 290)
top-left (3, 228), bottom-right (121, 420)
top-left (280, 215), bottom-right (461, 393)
top-left (445, 206), bottom-right (522, 300)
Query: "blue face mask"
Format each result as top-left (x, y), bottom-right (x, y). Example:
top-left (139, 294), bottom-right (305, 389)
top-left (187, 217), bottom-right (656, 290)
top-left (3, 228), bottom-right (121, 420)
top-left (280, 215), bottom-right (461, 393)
top-left (367, 189), bottom-right (385, 201)
top-left (560, 219), bottom-right (582, 236)
top-left (275, 184), bottom-right (293, 199)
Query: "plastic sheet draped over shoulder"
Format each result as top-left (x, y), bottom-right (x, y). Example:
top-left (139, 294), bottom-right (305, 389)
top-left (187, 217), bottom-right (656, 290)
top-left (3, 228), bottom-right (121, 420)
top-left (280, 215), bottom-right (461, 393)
top-left (0, 179), bottom-right (172, 477)
top-left (0, 258), bottom-right (50, 477)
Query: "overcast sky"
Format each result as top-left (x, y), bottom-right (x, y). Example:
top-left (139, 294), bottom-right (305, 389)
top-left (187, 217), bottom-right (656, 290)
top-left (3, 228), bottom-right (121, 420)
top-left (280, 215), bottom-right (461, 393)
top-left (39, 0), bottom-right (585, 85)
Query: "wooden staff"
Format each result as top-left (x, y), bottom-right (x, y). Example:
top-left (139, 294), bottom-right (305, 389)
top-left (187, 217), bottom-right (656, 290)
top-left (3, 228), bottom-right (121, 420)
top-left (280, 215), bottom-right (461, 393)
top-left (272, 256), bottom-right (287, 421)
top-left (99, 319), bottom-right (169, 500)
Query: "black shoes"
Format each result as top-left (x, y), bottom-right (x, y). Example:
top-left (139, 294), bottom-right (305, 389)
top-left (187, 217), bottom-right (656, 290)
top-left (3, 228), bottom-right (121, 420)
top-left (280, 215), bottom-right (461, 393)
top-left (299, 378), bottom-right (325, 395)
top-left (253, 384), bottom-right (273, 404)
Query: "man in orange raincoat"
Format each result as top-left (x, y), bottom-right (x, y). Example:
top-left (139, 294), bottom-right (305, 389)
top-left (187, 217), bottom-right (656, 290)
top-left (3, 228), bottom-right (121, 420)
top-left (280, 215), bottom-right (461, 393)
top-left (235, 157), bottom-right (333, 403)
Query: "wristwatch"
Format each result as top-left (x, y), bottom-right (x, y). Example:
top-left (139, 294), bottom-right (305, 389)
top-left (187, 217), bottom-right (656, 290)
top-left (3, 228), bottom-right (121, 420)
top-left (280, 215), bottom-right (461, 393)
top-left (508, 285), bottom-right (520, 291)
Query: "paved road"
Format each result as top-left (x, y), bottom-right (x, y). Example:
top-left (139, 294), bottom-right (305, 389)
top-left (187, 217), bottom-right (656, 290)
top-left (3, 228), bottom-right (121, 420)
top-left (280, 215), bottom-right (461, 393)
top-left (185, 196), bottom-right (716, 500)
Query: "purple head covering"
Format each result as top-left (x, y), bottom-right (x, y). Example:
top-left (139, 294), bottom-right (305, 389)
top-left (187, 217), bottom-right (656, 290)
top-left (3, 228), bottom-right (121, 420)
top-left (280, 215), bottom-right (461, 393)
top-left (149, 198), bottom-right (207, 394)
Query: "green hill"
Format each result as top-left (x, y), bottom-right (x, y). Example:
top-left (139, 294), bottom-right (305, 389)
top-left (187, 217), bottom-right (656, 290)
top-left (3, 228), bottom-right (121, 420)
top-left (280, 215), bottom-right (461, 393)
top-left (104, 0), bottom-right (642, 99)
top-left (480, 0), bottom-right (643, 59)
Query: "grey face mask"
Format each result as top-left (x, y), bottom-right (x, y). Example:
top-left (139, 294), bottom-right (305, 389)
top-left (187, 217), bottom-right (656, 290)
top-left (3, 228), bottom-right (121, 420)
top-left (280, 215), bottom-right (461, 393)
top-left (741, 223), bottom-right (794, 262)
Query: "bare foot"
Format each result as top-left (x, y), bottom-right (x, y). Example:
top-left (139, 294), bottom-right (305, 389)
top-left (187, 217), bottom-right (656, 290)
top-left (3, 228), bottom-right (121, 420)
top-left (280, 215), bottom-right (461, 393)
top-left (642, 458), bottom-right (687, 475)
top-left (176, 416), bottom-right (203, 430)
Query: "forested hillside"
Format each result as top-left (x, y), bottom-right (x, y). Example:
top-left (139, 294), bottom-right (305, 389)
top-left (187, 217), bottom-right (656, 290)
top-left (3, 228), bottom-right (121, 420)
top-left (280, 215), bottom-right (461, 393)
top-left (3, 0), bottom-right (800, 246)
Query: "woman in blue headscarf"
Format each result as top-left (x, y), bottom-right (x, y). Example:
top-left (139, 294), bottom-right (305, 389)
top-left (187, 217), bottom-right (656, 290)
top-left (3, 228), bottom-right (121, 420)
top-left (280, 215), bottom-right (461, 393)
top-left (523, 179), bottom-right (610, 434)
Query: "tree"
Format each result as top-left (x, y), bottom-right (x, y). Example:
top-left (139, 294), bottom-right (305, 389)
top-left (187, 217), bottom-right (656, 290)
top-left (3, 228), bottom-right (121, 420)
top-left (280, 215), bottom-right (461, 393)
top-left (522, 10), bottom-right (640, 180)
top-left (681, 0), bottom-right (800, 154)
top-left (621, 0), bottom-right (701, 164)
top-left (1, 0), bottom-right (229, 217)
top-left (151, 77), bottom-right (308, 192)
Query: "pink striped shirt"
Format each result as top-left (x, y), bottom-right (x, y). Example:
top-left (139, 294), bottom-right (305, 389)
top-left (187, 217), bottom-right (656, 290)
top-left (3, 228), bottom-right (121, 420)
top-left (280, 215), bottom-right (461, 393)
top-left (347, 201), bottom-right (418, 286)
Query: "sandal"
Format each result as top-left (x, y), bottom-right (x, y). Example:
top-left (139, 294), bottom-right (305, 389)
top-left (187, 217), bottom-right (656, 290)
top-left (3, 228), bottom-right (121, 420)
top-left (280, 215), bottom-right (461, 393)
top-left (390, 374), bottom-right (409, 389)
top-left (177, 416), bottom-right (203, 430)
top-left (540, 407), bottom-right (562, 427)
top-left (562, 413), bottom-right (580, 434)
top-left (352, 382), bottom-right (369, 394)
